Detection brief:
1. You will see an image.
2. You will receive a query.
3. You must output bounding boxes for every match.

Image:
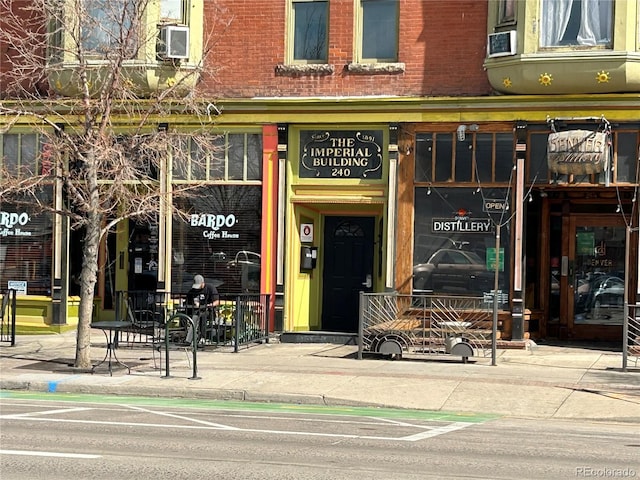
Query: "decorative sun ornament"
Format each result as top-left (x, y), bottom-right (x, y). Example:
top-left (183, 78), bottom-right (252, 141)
top-left (596, 70), bottom-right (611, 83)
top-left (538, 73), bottom-right (553, 86)
top-left (502, 77), bottom-right (513, 88)
top-left (166, 77), bottom-right (176, 87)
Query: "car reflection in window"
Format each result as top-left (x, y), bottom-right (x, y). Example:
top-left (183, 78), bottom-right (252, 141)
top-left (413, 248), bottom-right (492, 295)
top-left (227, 251), bottom-right (261, 293)
top-left (592, 276), bottom-right (624, 308)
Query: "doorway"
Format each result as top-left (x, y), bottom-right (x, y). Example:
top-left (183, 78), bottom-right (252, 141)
top-left (127, 219), bottom-right (159, 292)
top-left (549, 214), bottom-right (626, 341)
top-left (321, 216), bottom-right (375, 332)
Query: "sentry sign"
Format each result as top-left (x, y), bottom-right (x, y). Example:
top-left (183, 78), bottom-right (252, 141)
top-left (483, 199), bottom-right (508, 213)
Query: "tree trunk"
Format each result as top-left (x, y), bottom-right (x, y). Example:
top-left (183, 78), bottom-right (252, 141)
top-left (74, 149), bottom-right (102, 370)
top-left (74, 212), bottom-right (101, 369)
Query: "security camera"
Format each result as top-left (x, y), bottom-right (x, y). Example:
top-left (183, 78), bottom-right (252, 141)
top-left (206, 103), bottom-right (222, 116)
top-left (457, 125), bottom-right (467, 141)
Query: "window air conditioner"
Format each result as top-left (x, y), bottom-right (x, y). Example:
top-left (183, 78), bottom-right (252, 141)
top-left (487, 30), bottom-right (517, 58)
top-left (158, 25), bottom-right (189, 60)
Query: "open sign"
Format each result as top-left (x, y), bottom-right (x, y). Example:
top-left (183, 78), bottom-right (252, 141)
top-left (483, 199), bottom-right (507, 213)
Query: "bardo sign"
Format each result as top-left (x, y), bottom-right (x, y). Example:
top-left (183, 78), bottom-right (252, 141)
top-left (299, 130), bottom-right (383, 179)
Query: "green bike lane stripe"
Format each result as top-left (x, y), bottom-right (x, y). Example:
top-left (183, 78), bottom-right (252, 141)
top-left (0, 390), bottom-right (498, 423)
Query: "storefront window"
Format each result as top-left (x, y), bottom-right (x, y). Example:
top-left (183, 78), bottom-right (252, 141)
top-left (171, 185), bottom-right (262, 294)
top-left (174, 133), bottom-right (262, 182)
top-left (528, 128), bottom-right (638, 185)
top-left (415, 131), bottom-right (515, 184)
top-left (413, 186), bottom-right (510, 307)
top-left (613, 131), bottom-right (639, 183)
top-left (0, 189), bottom-right (54, 296)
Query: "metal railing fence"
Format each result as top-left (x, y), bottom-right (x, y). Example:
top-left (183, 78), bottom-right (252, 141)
top-left (623, 303), bottom-right (640, 370)
top-left (0, 289), bottom-right (17, 346)
top-left (114, 290), bottom-right (270, 351)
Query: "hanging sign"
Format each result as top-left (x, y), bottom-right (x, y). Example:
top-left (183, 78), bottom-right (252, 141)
top-left (547, 130), bottom-right (608, 175)
top-left (299, 130), bottom-right (383, 179)
top-left (483, 199), bottom-right (508, 213)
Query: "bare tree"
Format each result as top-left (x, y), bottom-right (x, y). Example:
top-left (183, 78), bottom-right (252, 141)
top-left (0, 0), bottom-right (231, 369)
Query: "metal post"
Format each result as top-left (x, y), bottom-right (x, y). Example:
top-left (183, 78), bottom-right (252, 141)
top-left (492, 226), bottom-right (500, 366)
top-left (358, 292), bottom-right (364, 360)
top-left (163, 321), bottom-right (170, 378)
top-left (188, 314), bottom-right (200, 380)
top-left (623, 226), bottom-right (631, 371)
top-left (234, 296), bottom-right (240, 353)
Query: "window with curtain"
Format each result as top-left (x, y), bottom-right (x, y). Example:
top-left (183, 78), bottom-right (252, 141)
top-left (540, 0), bottom-right (613, 47)
top-left (292, 0), bottom-right (328, 62)
top-left (359, 0), bottom-right (399, 61)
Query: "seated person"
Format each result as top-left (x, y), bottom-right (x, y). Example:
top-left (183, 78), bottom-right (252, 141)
top-left (185, 274), bottom-right (220, 344)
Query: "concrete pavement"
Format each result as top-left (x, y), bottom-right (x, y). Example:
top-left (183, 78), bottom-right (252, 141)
top-left (1, 331), bottom-right (639, 423)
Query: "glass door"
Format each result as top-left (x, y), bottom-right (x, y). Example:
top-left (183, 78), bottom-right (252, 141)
top-left (569, 216), bottom-right (626, 339)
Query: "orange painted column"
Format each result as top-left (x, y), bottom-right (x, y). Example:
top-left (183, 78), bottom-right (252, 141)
top-left (261, 125), bottom-right (279, 331)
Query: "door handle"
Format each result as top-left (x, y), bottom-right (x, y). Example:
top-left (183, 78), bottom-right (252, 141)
top-left (362, 274), bottom-right (372, 288)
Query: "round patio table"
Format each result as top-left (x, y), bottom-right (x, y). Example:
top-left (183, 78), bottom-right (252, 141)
top-left (91, 321), bottom-right (132, 376)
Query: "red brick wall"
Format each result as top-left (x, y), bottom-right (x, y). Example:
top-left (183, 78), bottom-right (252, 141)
top-left (201, 0), bottom-right (492, 98)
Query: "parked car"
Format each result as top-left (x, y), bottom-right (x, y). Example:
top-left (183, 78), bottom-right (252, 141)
top-left (591, 276), bottom-right (624, 308)
top-left (413, 248), bottom-right (492, 295)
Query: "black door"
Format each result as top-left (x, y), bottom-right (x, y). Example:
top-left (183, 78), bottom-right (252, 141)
top-left (128, 219), bottom-right (159, 291)
top-left (321, 216), bottom-right (375, 332)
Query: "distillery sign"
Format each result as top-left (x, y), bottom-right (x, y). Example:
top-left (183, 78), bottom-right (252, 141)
top-left (431, 217), bottom-right (492, 233)
top-left (299, 130), bottom-right (383, 179)
top-left (547, 130), bottom-right (608, 175)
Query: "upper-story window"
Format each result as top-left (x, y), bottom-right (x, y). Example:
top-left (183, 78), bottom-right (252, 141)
top-left (161, 0), bottom-right (185, 22)
top-left (81, 0), bottom-right (138, 56)
top-left (540, 0), bottom-right (613, 47)
top-left (498, 0), bottom-right (516, 24)
top-left (291, 0), bottom-right (328, 62)
top-left (357, 0), bottom-right (399, 62)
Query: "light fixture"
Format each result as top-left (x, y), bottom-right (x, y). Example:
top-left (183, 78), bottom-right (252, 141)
top-left (528, 195), bottom-right (533, 203)
top-left (616, 204), bottom-right (621, 213)
top-left (426, 187), bottom-right (431, 196)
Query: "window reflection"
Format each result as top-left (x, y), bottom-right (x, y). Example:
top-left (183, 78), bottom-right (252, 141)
top-left (361, 0), bottom-right (398, 60)
top-left (413, 186), bottom-right (510, 306)
top-left (293, 1), bottom-right (328, 61)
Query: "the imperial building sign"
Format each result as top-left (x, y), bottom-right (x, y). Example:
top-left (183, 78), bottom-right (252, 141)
top-left (547, 130), bottom-right (608, 175)
top-left (300, 130), bottom-right (383, 179)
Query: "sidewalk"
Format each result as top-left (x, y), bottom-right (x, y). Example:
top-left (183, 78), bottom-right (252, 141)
top-left (1, 331), bottom-right (639, 423)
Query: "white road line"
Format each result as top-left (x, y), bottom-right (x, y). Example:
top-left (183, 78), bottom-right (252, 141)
top-left (372, 416), bottom-right (432, 429)
top-left (2, 415), bottom-right (471, 442)
top-left (400, 421), bottom-right (474, 441)
top-left (123, 404), bottom-right (239, 430)
top-left (0, 449), bottom-right (101, 459)
top-left (0, 407), bottom-right (92, 419)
